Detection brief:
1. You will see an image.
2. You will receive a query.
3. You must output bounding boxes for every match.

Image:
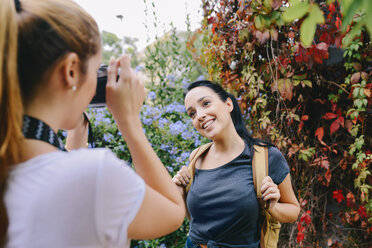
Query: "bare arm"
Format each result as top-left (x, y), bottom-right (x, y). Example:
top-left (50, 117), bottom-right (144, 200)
top-left (261, 174), bottom-right (300, 223)
top-left (106, 55), bottom-right (185, 239)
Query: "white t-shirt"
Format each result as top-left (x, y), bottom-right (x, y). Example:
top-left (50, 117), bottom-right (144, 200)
top-left (5, 148), bottom-right (145, 248)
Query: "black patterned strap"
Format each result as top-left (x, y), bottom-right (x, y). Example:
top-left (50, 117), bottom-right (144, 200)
top-left (22, 115), bottom-right (66, 151)
top-left (14, 0), bottom-right (21, 12)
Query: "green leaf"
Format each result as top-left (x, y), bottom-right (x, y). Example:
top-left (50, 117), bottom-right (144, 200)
top-left (283, 2), bottom-right (310, 22)
top-left (365, 0), bottom-right (372, 40)
top-left (255, 15), bottom-right (265, 30)
top-left (303, 80), bottom-right (312, 87)
top-left (300, 4), bottom-right (325, 47)
top-left (341, 0), bottom-right (362, 32)
top-left (293, 74), bottom-right (307, 80)
top-left (309, 4), bottom-right (325, 24)
top-left (271, 11), bottom-right (281, 20)
top-left (300, 16), bottom-right (316, 47)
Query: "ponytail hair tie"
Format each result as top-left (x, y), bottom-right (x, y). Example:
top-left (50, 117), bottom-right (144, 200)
top-left (15, 0), bottom-right (21, 12)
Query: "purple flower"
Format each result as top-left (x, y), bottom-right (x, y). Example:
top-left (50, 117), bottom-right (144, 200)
top-left (103, 133), bottom-right (114, 143)
top-left (158, 118), bottom-right (168, 128)
top-left (143, 117), bottom-right (153, 126)
top-left (165, 102), bottom-right (185, 113)
top-left (182, 78), bottom-right (190, 89)
top-left (167, 75), bottom-right (176, 82)
top-left (147, 91), bottom-right (156, 100)
top-left (182, 130), bottom-right (193, 140)
top-left (196, 75), bottom-right (205, 81)
top-left (169, 121), bottom-right (186, 135)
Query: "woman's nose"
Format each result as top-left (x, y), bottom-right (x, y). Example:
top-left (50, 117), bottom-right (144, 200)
top-left (197, 110), bottom-right (206, 121)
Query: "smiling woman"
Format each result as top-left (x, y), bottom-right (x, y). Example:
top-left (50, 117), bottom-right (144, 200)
top-left (172, 80), bottom-right (300, 248)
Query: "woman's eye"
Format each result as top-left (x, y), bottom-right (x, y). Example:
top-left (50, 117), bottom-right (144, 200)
top-left (203, 101), bottom-right (210, 106)
top-left (189, 111), bottom-right (195, 118)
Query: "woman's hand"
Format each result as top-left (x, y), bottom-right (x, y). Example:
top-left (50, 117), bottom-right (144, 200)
top-left (172, 166), bottom-right (191, 187)
top-left (106, 55), bottom-right (146, 122)
top-left (261, 176), bottom-right (281, 210)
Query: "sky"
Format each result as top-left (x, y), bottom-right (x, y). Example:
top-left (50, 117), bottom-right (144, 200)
top-left (75, 0), bottom-right (204, 50)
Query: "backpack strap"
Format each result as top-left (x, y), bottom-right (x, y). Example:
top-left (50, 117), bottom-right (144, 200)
top-left (185, 142), bottom-right (213, 194)
top-left (252, 145), bottom-right (270, 209)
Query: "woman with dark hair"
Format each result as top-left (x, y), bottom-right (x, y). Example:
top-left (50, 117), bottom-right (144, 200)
top-left (0, 0), bottom-right (185, 247)
top-left (173, 80), bottom-right (300, 247)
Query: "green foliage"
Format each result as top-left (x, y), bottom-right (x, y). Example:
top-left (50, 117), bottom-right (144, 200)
top-left (101, 30), bottom-right (123, 65)
top-left (283, 0), bottom-right (372, 47)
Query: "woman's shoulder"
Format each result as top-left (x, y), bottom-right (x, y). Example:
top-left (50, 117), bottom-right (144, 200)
top-left (267, 145), bottom-right (284, 158)
top-left (66, 148), bottom-right (132, 174)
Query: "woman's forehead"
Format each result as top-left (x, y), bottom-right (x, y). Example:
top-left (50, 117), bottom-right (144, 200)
top-left (185, 86), bottom-right (217, 105)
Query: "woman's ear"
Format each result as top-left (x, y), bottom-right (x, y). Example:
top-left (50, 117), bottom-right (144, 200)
top-left (226, 97), bottom-right (234, 113)
top-left (61, 53), bottom-right (80, 89)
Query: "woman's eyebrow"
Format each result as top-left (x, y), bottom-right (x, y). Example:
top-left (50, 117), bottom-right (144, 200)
top-left (186, 96), bottom-right (210, 112)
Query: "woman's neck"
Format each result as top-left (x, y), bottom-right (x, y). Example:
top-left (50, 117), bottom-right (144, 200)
top-left (211, 127), bottom-right (245, 154)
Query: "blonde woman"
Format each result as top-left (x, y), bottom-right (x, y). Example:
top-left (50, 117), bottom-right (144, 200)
top-left (0, 0), bottom-right (185, 247)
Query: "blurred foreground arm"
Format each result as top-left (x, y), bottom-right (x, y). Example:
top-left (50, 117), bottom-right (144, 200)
top-left (106, 55), bottom-right (185, 239)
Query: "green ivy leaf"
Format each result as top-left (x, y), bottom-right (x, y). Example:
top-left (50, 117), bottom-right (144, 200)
top-left (283, 2), bottom-right (310, 22)
top-left (303, 80), bottom-right (312, 88)
top-left (255, 15), bottom-right (265, 30)
top-left (300, 17), bottom-right (316, 47)
top-left (341, 0), bottom-right (363, 32)
top-left (300, 4), bottom-right (324, 47)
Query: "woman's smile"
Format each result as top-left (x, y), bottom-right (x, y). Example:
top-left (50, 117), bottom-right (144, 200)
top-left (201, 119), bottom-right (215, 129)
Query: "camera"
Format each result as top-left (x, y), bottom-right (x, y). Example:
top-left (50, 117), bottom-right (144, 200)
top-left (89, 65), bottom-right (119, 107)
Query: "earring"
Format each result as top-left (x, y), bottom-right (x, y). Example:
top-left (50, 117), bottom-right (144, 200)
top-left (72, 85), bottom-right (77, 91)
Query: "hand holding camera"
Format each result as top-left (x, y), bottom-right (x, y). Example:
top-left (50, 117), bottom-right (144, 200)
top-left (105, 55), bottom-right (146, 123)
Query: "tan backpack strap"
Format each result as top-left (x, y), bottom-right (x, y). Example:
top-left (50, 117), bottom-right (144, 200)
top-left (253, 145), bottom-right (269, 209)
top-left (185, 142), bottom-right (213, 193)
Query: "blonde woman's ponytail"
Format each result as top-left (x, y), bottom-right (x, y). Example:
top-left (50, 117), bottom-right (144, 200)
top-left (0, 0), bottom-right (24, 245)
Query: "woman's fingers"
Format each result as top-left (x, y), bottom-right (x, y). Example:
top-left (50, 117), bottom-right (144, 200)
top-left (106, 55), bottom-right (146, 119)
top-left (261, 176), bottom-right (280, 206)
top-left (172, 166), bottom-right (191, 187)
top-left (106, 57), bottom-right (118, 87)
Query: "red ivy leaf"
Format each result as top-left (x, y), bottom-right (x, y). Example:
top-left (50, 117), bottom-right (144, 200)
top-left (315, 127), bottom-right (324, 142)
top-left (207, 17), bottom-right (216, 24)
top-left (298, 121), bottom-right (304, 133)
top-left (301, 115), bottom-right (309, 121)
top-left (332, 190), bottom-right (345, 203)
top-left (330, 120), bottom-right (340, 135)
top-left (321, 159), bottom-right (330, 170)
top-left (351, 72), bottom-right (361, 83)
top-left (313, 42), bottom-right (329, 64)
top-left (297, 221), bottom-right (305, 232)
top-left (358, 206), bottom-right (367, 219)
top-left (297, 232), bottom-right (304, 243)
top-left (329, 3), bottom-right (336, 13)
top-left (338, 116), bottom-right (344, 127)
top-left (325, 169), bottom-right (332, 183)
top-left (346, 192), bottom-right (355, 207)
top-left (335, 17), bottom-right (342, 29)
top-left (300, 210), bottom-right (312, 225)
top-left (323, 112), bottom-right (337, 120)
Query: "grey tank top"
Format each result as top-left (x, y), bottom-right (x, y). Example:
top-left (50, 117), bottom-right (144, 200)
top-left (186, 143), bottom-right (289, 248)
